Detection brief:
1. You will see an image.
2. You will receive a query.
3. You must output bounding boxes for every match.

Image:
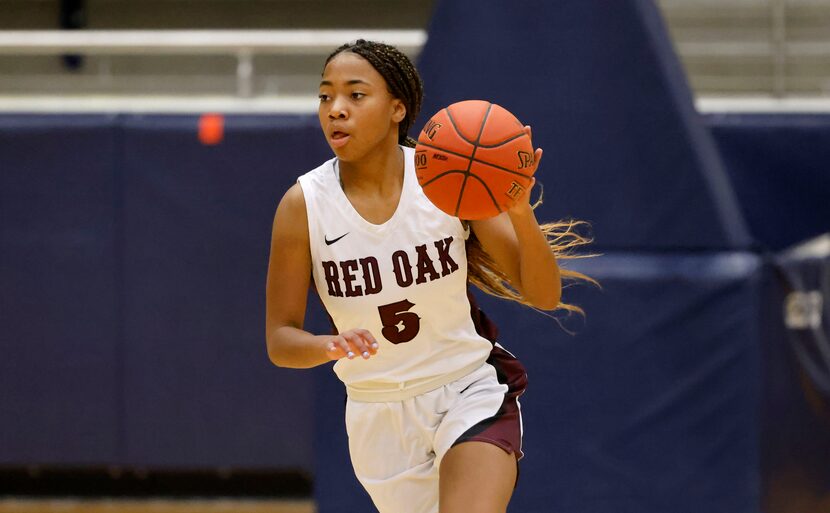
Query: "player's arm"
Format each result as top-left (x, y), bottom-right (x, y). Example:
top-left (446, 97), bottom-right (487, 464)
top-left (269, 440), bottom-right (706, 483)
top-left (469, 149), bottom-right (561, 311)
top-left (265, 183), bottom-right (377, 368)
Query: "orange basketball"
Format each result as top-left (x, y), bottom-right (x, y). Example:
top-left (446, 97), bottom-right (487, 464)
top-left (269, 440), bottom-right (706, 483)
top-left (415, 100), bottom-right (536, 220)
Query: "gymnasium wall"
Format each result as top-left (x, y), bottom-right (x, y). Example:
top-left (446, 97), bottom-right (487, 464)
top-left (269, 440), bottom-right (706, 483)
top-left (1, 1), bottom-right (829, 512)
top-left (0, 110), bottom-right (827, 509)
top-left (707, 113), bottom-right (830, 251)
top-left (0, 114), bottom-right (329, 472)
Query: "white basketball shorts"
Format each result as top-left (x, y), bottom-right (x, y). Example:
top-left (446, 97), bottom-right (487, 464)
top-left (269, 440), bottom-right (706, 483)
top-left (344, 344), bottom-right (527, 513)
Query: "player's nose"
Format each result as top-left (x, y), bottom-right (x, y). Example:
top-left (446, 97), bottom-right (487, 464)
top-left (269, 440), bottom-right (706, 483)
top-left (328, 98), bottom-right (349, 120)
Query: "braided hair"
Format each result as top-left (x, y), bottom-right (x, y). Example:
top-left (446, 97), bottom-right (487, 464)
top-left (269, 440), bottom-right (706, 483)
top-left (325, 39), bottom-right (424, 148)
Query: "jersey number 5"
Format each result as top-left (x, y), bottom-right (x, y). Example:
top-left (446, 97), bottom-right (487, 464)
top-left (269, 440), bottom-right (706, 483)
top-left (377, 300), bottom-right (420, 344)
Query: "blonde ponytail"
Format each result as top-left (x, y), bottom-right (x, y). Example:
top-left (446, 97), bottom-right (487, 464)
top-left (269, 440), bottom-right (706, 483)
top-left (467, 201), bottom-right (597, 315)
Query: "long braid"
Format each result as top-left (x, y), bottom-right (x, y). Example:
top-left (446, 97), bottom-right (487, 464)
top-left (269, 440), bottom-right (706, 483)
top-left (324, 40), bottom-right (595, 315)
top-left (325, 40), bottom-right (423, 147)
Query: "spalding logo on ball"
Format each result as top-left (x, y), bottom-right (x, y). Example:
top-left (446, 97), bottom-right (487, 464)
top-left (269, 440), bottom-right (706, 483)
top-left (415, 100), bottom-right (536, 220)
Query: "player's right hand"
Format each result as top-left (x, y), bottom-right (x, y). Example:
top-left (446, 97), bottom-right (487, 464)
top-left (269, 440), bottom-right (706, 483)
top-left (325, 329), bottom-right (379, 361)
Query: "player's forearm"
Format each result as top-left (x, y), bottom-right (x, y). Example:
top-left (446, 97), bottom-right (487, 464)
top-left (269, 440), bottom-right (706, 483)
top-left (267, 326), bottom-right (333, 369)
top-left (508, 205), bottom-right (562, 310)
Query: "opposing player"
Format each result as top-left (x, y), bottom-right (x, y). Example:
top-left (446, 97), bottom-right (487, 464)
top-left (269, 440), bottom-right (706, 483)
top-left (265, 39), bottom-right (591, 513)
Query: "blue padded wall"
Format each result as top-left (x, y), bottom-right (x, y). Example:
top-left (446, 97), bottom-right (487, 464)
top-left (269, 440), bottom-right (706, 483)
top-left (478, 254), bottom-right (763, 513)
top-left (120, 114), bottom-right (329, 469)
top-left (708, 114), bottom-right (830, 251)
top-left (0, 113), bottom-right (333, 471)
top-left (314, 253), bottom-right (764, 513)
top-left (0, 115), bottom-right (120, 464)
top-left (417, 0), bottom-right (751, 251)
top-left (1, 107), bottom-right (827, 513)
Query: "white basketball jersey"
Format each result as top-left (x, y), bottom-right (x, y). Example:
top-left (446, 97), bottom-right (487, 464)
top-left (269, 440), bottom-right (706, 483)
top-left (298, 146), bottom-right (493, 401)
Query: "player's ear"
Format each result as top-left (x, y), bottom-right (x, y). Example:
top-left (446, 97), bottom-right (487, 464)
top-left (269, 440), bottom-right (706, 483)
top-left (391, 99), bottom-right (406, 124)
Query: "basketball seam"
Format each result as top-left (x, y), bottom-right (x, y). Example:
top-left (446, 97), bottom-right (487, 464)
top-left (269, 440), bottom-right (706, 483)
top-left (477, 130), bottom-right (527, 148)
top-left (416, 140), bottom-right (472, 160)
top-left (420, 169), bottom-right (467, 188)
top-left (455, 102), bottom-right (495, 218)
top-left (445, 106), bottom-right (478, 145)
top-left (465, 173), bottom-right (502, 213)
top-left (444, 106), bottom-right (527, 149)
top-left (417, 140), bottom-right (531, 180)
top-left (472, 159), bottom-right (533, 180)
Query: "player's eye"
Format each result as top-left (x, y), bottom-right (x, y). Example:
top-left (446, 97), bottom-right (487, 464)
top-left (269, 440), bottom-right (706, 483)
top-left (351, 92), bottom-right (365, 100)
top-left (318, 94), bottom-right (330, 102)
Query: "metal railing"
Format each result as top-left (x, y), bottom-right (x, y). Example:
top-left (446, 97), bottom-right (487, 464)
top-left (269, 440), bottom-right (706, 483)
top-left (1, 15), bottom-right (828, 112)
top-left (657, 0), bottom-right (830, 97)
top-left (0, 29), bottom-right (428, 98)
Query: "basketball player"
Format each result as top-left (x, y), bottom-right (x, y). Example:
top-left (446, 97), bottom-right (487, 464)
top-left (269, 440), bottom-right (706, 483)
top-left (265, 40), bottom-right (591, 513)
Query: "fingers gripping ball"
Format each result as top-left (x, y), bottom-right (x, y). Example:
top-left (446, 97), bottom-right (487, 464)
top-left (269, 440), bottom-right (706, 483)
top-left (415, 100), bottom-right (537, 220)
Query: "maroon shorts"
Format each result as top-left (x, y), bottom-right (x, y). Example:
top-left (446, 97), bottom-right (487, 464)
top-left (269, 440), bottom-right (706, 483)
top-left (452, 344), bottom-right (528, 461)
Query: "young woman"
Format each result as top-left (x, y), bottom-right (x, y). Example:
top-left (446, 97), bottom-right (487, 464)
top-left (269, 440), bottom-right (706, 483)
top-left (266, 39), bottom-right (591, 513)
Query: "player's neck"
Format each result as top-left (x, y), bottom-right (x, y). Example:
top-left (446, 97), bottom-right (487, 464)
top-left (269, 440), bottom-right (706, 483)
top-left (339, 139), bottom-right (404, 196)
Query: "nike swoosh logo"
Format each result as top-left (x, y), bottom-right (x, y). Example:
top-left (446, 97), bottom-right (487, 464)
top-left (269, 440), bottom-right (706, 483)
top-left (324, 232), bottom-right (349, 245)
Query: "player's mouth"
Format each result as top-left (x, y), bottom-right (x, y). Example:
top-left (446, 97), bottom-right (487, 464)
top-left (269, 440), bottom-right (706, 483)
top-left (329, 130), bottom-right (351, 148)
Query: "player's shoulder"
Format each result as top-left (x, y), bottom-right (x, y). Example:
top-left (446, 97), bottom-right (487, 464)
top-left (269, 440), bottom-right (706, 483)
top-left (286, 156), bottom-right (333, 205)
top-left (277, 154), bottom-right (337, 216)
top-left (272, 183), bottom-right (307, 237)
top-left (279, 182), bottom-right (305, 210)
top-left (298, 154), bottom-right (337, 185)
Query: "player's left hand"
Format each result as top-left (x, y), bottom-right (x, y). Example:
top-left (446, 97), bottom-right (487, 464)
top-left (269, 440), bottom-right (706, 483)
top-left (508, 125), bottom-right (542, 215)
top-left (522, 125), bottom-right (543, 172)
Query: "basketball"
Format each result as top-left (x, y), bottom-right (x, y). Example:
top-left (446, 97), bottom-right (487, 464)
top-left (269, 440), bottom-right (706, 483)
top-left (414, 100), bottom-right (537, 220)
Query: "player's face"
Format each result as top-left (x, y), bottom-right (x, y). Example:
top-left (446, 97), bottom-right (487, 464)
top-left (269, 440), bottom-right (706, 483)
top-left (318, 52), bottom-right (405, 162)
